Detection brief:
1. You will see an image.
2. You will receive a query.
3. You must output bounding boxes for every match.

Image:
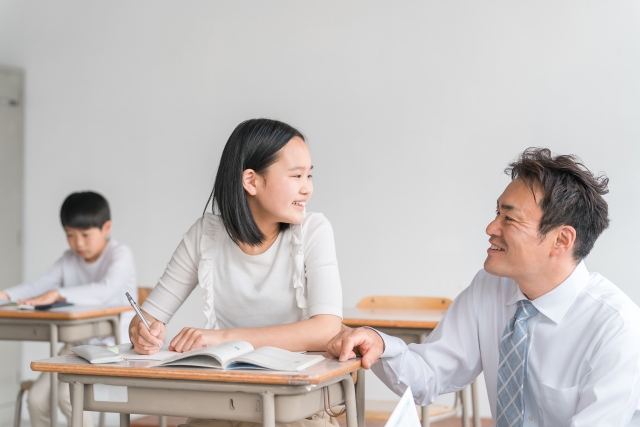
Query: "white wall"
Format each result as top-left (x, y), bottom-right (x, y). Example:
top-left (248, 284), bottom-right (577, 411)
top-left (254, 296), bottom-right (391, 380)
top-left (1, 0), bottom-right (639, 421)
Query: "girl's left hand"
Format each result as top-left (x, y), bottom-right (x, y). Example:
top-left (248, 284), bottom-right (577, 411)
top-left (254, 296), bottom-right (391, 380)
top-left (169, 327), bottom-right (228, 353)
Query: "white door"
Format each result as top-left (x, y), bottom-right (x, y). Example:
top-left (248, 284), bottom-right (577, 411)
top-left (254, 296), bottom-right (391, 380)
top-left (0, 65), bottom-right (24, 425)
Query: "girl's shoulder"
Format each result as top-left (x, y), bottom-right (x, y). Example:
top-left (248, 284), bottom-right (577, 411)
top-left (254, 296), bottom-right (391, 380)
top-left (201, 212), bottom-right (224, 236)
top-left (294, 212), bottom-right (334, 240)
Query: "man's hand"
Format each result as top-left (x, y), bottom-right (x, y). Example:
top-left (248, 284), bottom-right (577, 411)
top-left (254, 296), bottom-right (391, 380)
top-left (129, 310), bottom-right (165, 354)
top-left (169, 327), bottom-right (228, 353)
top-left (0, 291), bottom-right (9, 301)
top-left (18, 290), bottom-right (63, 306)
top-left (327, 327), bottom-right (385, 369)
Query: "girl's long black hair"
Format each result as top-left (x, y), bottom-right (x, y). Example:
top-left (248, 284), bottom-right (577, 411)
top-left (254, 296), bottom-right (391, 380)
top-left (203, 118), bottom-right (305, 246)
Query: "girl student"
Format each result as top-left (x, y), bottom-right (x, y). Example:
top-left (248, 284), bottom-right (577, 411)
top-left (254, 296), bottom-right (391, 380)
top-left (129, 118), bottom-right (343, 427)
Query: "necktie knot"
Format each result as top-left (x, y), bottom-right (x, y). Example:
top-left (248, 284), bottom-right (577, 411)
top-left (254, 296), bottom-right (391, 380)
top-left (514, 300), bottom-right (538, 321)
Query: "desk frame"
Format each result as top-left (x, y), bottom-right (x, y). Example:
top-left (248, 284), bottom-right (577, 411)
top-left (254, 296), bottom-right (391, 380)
top-left (60, 369), bottom-right (364, 427)
top-left (0, 310), bottom-right (123, 427)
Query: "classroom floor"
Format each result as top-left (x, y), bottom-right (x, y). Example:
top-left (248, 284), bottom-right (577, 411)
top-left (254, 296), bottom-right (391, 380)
top-left (130, 415), bottom-right (494, 427)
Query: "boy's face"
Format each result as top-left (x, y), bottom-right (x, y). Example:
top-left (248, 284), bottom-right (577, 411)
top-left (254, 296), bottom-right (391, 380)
top-left (64, 220), bottom-right (111, 263)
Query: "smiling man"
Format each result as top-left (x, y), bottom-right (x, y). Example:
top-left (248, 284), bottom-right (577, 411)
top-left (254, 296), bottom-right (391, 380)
top-left (327, 148), bottom-right (640, 426)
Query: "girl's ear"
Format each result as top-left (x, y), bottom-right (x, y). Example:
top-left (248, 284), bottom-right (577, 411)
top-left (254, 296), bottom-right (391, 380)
top-left (242, 169), bottom-right (259, 196)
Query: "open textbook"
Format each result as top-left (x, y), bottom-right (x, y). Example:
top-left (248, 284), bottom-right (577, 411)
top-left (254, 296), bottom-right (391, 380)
top-left (149, 340), bottom-right (325, 371)
top-left (0, 301), bottom-right (73, 310)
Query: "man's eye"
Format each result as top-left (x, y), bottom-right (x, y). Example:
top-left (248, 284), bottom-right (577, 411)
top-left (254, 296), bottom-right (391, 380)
top-left (505, 216), bottom-right (513, 221)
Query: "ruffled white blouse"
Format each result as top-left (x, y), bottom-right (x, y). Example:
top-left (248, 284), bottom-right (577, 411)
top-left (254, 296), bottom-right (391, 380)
top-left (142, 212), bottom-right (343, 329)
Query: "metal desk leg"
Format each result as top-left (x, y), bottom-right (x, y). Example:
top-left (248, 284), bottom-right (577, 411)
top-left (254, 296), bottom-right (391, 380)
top-left (471, 381), bottom-right (480, 427)
top-left (110, 316), bottom-right (121, 345)
top-left (355, 369), bottom-right (365, 427)
top-left (50, 324), bottom-right (58, 427)
top-left (461, 386), bottom-right (470, 427)
top-left (421, 405), bottom-right (429, 427)
top-left (70, 381), bottom-right (83, 427)
top-left (341, 375), bottom-right (358, 427)
top-left (120, 413), bottom-right (130, 427)
top-left (261, 391), bottom-right (275, 427)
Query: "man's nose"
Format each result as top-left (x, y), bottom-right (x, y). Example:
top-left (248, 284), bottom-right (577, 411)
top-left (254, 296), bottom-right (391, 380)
top-left (486, 217), bottom-right (500, 236)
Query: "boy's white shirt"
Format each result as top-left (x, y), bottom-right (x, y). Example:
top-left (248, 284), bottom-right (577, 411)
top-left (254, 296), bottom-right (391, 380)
top-left (5, 238), bottom-right (137, 342)
top-left (141, 212), bottom-right (342, 328)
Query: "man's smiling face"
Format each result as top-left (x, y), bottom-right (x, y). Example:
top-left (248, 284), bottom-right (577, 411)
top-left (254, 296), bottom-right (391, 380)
top-left (484, 178), bottom-right (552, 282)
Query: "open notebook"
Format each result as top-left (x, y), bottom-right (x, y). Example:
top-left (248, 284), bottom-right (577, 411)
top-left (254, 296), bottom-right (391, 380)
top-left (72, 340), bottom-right (325, 372)
top-left (150, 340), bottom-right (325, 371)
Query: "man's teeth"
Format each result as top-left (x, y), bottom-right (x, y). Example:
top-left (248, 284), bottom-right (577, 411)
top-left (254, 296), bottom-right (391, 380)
top-left (293, 201), bottom-right (306, 207)
top-left (490, 244), bottom-right (505, 251)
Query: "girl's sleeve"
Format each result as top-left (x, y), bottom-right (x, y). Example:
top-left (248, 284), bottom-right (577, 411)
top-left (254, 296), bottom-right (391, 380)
top-left (4, 257), bottom-right (64, 301)
top-left (304, 214), bottom-right (343, 319)
top-left (141, 218), bottom-right (203, 324)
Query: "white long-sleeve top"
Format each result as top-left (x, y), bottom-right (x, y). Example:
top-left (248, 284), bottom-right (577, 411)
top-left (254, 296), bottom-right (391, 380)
top-left (5, 238), bottom-right (137, 342)
top-left (141, 212), bottom-right (342, 329)
top-left (372, 261), bottom-right (640, 427)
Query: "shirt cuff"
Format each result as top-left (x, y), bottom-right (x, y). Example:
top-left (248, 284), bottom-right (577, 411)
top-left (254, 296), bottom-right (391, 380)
top-left (363, 327), bottom-right (405, 358)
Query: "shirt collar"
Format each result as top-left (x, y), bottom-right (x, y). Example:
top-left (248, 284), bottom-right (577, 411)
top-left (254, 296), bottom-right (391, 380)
top-left (506, 261), bottom-right (590, 324)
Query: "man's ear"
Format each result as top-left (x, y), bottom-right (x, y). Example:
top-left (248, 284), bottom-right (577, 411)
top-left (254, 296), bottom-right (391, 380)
top-left (551, 225), bottom-right (576, 258)
top-left (242, 169), bottom-right (259, 196)
top-left (101, 220), bottom-right (112, 238)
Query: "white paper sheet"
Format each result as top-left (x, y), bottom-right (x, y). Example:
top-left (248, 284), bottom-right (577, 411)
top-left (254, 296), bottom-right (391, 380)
top-left (93, 384), bottom-right (128, 402)
top-left (119, 345), bottom-right (179, 360)
top-left (384, 387), bottom-right (421, 427)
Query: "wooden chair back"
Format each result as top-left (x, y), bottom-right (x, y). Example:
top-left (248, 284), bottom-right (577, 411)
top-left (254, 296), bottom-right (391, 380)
top-left (137, 287), bottom-right (153, 306)
top-left (356, 295), bottom-right (452, 310)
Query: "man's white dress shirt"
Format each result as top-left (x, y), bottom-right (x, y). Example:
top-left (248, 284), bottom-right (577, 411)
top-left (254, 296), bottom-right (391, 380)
top-left (372, 262), bottom-right (640, 426)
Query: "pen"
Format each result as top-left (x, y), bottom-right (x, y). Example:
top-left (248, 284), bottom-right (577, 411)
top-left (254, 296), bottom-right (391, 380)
top-left (125, 291), bottom-right (161, 347)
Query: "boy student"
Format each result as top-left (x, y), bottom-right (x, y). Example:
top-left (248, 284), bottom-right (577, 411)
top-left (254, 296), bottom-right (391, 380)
top-left (328, 148), bottom-right (640, 426)
top-left (0, 191), bottom-right (136, 427)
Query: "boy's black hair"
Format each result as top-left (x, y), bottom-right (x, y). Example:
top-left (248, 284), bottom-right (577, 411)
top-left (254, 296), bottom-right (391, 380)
top-left (60, 191), bottom-right (111, 229)
top-left (203, 118), bottom-right (305, 246)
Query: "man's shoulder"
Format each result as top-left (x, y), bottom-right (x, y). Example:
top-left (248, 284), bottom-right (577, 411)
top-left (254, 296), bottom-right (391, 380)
top-left (581, 272), bottom-right (640, 324)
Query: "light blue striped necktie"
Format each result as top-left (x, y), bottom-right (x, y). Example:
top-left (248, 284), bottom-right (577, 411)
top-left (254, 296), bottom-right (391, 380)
top-left (496, 300), bottom-right (539, 427)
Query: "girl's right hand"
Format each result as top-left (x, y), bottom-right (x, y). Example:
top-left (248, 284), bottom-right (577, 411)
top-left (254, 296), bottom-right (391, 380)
top-left (129, 310), bottom-right (166, 355)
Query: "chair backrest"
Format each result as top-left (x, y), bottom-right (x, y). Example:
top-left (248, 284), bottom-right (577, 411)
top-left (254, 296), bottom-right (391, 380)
top-left (137, 287), bottom-right (153, 306)
top-left (356, 296), bottom-right (452, 310)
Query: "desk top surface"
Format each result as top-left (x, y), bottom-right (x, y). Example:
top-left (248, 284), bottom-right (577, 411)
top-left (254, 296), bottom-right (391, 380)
top-left (0, 305), bottom-right (132, 320)
top-left (31, 352), bottom-right (361, 386)
top-left (342, 307), bottom-right (445, 329)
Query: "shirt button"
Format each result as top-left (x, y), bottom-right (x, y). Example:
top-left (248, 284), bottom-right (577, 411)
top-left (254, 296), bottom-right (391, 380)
top-left (528, 415), bottom-right (534, 421)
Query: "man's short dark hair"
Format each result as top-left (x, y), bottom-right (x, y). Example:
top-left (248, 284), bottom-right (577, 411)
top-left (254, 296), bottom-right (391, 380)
top-left (506, 148), bottom-right (609, 261)
top-left (60, 191), bottom-right (111, 229)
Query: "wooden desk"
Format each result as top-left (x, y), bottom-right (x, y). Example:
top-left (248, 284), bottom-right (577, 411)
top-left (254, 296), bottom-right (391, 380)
top-left (0, 305), bottom-right (131, 427)
top-left (31, 353), bottom-right (364, 427)
top-left (342, 307), bottom-right (480, 427)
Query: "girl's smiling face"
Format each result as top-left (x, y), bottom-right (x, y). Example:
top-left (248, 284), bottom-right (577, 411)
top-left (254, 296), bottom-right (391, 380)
top-left (245, 136), bottom-right (313, 227)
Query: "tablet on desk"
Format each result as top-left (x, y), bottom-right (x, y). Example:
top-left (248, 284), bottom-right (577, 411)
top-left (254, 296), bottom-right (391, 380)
top-left (34, 302), bottom-right (74, 310)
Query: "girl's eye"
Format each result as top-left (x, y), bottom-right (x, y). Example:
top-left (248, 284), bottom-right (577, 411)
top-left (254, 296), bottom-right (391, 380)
top-left (308, 175), bottom-right (313, 179)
